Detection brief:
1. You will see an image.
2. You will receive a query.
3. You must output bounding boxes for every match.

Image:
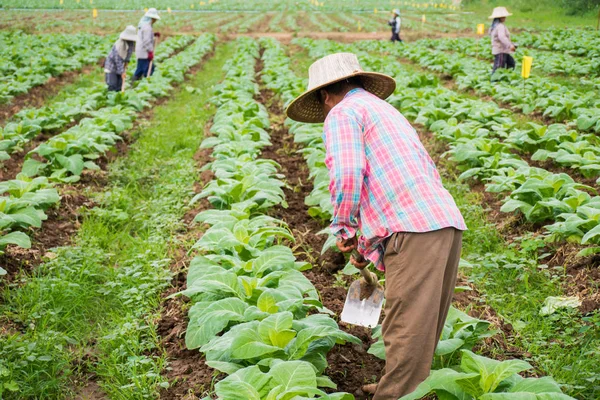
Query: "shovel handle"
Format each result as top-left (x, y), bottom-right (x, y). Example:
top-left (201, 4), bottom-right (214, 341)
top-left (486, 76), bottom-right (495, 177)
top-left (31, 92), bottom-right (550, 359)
top-left (360, 266), bottom-right (376, 285)
top-left (352, 250), bottom-right (376, 286)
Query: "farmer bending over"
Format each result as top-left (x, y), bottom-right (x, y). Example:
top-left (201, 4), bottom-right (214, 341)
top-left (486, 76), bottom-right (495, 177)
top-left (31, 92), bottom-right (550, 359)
top-left (133, 8), bottom-right (161, 81)
top-left (104, 26), bottom-right (137, 92)
top-left (286, 53), bottom-right (466, 400)
top-left (490, 6), bottom-right (516, 74)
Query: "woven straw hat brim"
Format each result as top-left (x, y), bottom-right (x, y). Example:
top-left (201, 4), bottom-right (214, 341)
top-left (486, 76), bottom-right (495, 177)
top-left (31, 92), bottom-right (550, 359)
top-left (488, 7), bottom-right (512, 19)
top-left (286, 72), bottom-right (396, 124)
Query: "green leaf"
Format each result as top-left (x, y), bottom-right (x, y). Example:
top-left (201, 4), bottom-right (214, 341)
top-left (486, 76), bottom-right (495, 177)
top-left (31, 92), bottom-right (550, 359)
top-left (0, 231), bottom-right (31, 250)
top-left (460, 350), bottom-right (532, 394)
top-left (230, 328), bottom-right (282, 360)
top-left (215, 366), bottom-right (271, 400)
top-left (399, 368), bottom-right (476, 400)
top-left (185, 298), bottom-right (248, 349)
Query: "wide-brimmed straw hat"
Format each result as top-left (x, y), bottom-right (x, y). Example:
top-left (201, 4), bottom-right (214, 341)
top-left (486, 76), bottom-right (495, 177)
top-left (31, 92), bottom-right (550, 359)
top-left (488, 6), bottom-right (512, 19)
top-left (392, 9), bottom-right (400, 15)
top-left (119, 25), bottom-right (138, 41)
top-left (286, 53), bottom-right (396, 123)
top-left (145, 7), bottom-right (161, 20)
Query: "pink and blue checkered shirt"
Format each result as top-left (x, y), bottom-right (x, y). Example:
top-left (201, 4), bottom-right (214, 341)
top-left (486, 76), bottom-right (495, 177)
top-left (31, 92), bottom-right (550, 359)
top-left (323, 88), bottom-right (466, 271)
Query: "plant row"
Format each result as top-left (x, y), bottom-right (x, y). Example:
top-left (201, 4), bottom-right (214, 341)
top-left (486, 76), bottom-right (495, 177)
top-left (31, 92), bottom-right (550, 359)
top-left (0, 31), bottom-right (115, 103)
top-left (0, 34), bottom-right (215, 266)
top-left (361, 39), bottom-right (600, 135)
top-left (0, 35), bottom-right (194, 163)
top-left (417, 37), bottom-right (600, 78)
top-left (515, 29), bottom-right (600, 59)
top-left (179, 37), bottom-right (358, 400)
top-left (281, 37), bottom-right (576, 399)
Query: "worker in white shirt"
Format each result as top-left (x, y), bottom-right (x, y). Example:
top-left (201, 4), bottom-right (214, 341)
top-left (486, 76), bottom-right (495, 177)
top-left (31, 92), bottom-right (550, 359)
top-left (388, 9), bottom-right (402, 43)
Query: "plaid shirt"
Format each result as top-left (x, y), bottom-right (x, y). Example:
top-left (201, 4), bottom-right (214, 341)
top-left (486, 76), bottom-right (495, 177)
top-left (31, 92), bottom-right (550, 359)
top-left (323, 88), bottom-right (466, 271)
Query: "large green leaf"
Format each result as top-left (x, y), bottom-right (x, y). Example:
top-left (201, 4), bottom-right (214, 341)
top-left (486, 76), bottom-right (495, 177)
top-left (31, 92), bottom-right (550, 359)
top-left (460, 350), bottom-right (532, 394)
top-left (399, 368), bottom-right (475, 400)
top-left (185, 298), bottom-right (248, 349)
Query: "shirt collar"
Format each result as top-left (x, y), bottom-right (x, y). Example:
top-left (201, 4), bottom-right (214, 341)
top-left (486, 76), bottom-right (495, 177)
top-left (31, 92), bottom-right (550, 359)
top-left (343, 87), bottom-right (365, 100)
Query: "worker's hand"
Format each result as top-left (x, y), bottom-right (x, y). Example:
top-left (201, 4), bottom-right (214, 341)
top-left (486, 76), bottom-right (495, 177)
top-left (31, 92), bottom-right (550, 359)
top-left (154, 32), bottom-right (161, 37)
top-left (350, 252), bottom-right (370, 270)
top-left (148, 51), bottom-right (154, 61)
top-left (510, 45), bottom-right (516, 52)
top-left (121, 72), bottom-right (127, 80)
top-left (336, 236), bottom-right (357, 253)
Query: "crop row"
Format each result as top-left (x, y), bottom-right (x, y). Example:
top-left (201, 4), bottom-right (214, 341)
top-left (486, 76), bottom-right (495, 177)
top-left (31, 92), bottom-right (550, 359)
top-left (179, 37), bottom-right (358, 400)
top-left (418, 37), bottom-right (600, 78)
top-left (0, 34), bottom-right (214, 270)
top-left (516, 29), bottom-right (600, 59)
top-left (0, 35), bottom-right (194, 163)
top-left (365, 39), bottom-right (600, 135)
top-left (0, 31), bottom-right (115, 103)
top-left (259, 37), bottom-right (575, 399)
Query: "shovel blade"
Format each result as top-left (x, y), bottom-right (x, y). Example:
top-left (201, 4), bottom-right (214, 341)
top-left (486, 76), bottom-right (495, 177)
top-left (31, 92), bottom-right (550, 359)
top-left (341, 280), bottom-right (384, 328)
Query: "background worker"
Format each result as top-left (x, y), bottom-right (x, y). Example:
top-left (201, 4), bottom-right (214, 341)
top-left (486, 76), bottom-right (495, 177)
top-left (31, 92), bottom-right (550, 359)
top-left (133, 7), bottom-right (161, 81)
top-left (286, 53), bottom-right (466, 400)
top-left (490, 6), bottom-right (516, 74)
top-left (388, 9), bottom-right (402, 43)
top-left (104, 25), bottom-right (137, 92)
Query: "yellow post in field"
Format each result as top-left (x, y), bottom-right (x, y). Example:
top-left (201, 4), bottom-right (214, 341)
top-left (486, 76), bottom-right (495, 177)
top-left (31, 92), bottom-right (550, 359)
top-left (144, 7), bottom-right (148, 12)
top-left (168, 7), bottom-right (172, 13)
top-left (522, 56), bottom-right (533, 79)
top-left (476, 24), bottom-right (485, 60)
top-left (92, 8), bottom-right (97, 18)
top-left (59, 0), bottom-right (63, 5)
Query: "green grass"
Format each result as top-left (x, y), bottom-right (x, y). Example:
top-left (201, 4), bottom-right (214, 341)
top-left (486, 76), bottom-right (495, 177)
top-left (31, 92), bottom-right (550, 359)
top-left (462, 0), bottom-right (599, 29)
top-left (0, 41), bottom-right (231, 399)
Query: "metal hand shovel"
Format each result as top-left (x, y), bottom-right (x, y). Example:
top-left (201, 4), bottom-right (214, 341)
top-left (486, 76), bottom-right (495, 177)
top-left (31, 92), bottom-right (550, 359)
top-left (341, 250), bottom-right (384, 328)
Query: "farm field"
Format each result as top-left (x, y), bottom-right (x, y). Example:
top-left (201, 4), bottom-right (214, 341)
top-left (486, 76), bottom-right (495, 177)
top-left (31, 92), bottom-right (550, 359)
top-left (0, 0), bottom-right (599, 399)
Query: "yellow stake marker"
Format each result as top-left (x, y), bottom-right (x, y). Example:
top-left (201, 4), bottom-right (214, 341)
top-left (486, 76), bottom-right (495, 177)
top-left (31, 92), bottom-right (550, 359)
top-left (92, 8), bottom-right (97, 18)
top-left (168, 7), bottom-right (172, 13)
top-left (60, 0), bottom-right (63, 5)
top-left (144, 7), bottom-right (148, 12)
top-left (476, 23), bottom-right (485, 35)
top-left (522, 56), bottom-right (533, 78)
top-left (422, 14), bottom-right (426, 23)
top-left (190, 3), bottom-right (194, 8)
top-left (374, 8), bottom-right (377, 13)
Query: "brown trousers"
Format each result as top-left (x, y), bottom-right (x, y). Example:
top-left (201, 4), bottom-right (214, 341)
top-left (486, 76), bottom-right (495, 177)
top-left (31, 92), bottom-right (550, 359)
top-left (373, 228), bottom-right (462, 400)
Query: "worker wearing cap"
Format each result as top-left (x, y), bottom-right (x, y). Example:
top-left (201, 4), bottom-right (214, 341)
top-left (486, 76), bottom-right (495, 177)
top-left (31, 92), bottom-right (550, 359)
top-left (489, 6), bottom-right (516, 74)
top-left (133, 8), bottom-right (161, 81)
top-left (104, 25), bottom-right (137, 92)
top-left (388, 9), bottom-right (402, 43)
top-left (286, 53), bottom-right (466, 399)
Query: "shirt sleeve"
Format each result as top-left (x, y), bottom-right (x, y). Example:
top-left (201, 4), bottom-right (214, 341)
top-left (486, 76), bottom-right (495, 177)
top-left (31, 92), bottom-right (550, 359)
top-left (497, 24), bottom-right (512, 49)
top-left (141, 26), bottom-right (154, 53)
top-left (323, 107), bottom-right (366, 242)
top-left (396, 17), bottom-right (401, 32)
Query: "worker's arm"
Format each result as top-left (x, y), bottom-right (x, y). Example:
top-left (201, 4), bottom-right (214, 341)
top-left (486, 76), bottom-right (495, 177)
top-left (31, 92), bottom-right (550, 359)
top-left (323, 107), bottom-right (366, 245)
